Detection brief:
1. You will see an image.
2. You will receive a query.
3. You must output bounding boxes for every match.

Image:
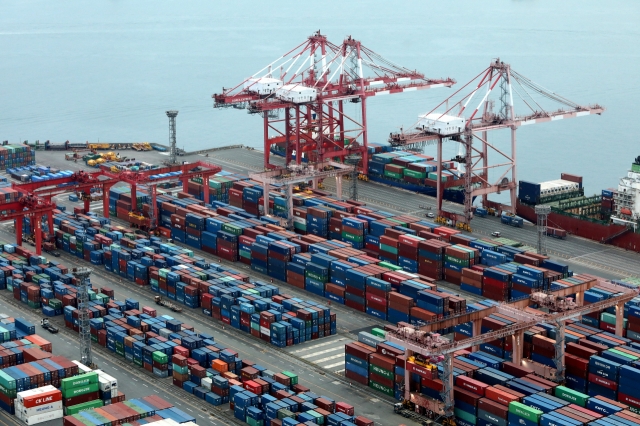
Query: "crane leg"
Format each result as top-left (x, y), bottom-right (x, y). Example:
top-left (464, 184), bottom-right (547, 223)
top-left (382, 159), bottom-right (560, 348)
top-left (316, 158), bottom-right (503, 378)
top-left (84, 192), bottom-right (90, 213)
top-left (439, 353), bottom-right (454, 420)
top-left (553, 320), bottom-right (565, 384)
top-left (471, 320), bottom-right (481, 352)
top-left (35, 214), bottom-right (42, 255)
top-left (616, 302), bottom-right (624, 337)
top-left (16, 217), bottom-right (23, 247)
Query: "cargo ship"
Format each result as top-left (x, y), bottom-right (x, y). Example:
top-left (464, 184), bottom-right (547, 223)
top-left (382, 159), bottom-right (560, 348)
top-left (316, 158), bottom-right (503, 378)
top-left (516, 157), bottom-right (640, 252)
top-left (366, 147), bottom-right (473, 204)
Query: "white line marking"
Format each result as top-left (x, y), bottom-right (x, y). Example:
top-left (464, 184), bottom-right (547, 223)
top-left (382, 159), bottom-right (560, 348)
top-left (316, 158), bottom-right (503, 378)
top-left (301, 347), bottom-right (343, 359)
top-left (143, 384), bottom-right (149, 387)
top-left (314, 353), bottom-right (344, 363)
top-left (291, 338), bottom-right (344, 353)
top-left (323, 361), bottom-right (345, 369)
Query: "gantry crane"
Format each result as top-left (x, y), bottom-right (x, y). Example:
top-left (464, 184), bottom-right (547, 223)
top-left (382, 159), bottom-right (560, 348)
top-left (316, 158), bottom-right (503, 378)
top-left (98, 161), bottom-right (222, 230)
top-left (249, 161), bottom-right (355, 229)
top-left (213, 31), bottom-right (455, 172)
top-left (5, 163), bottom-right (222, 248)
top-left (389, 59), bottom-right (604, 225)
top-left (387, 278), bottom-right (636, 423)
top-left (0, 195), bottom-right (57, 255)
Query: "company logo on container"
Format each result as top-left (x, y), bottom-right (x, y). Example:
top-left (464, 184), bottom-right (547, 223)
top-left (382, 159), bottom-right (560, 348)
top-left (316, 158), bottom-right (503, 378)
top-left (34, 395), bottom-right (54, 405)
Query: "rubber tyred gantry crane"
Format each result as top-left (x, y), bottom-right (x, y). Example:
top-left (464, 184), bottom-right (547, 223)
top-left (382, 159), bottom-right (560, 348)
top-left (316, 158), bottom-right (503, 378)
top-left (99, 161), bottom-right (222, 230)
top-left (389, 59), bottom-right (604, 226)
top-left (213, 31), bottom-right (455, 172)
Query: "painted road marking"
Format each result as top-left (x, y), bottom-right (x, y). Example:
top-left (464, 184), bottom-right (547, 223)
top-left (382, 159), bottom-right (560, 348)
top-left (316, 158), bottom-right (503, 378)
top-left (291, 339), bottom-right (343, 353)
top-left (323, 361), bottom-right (345, 369)
top-left (313, 353), bottom-right (344, 363)
top-left (301, 347), bottom-right (342, 359)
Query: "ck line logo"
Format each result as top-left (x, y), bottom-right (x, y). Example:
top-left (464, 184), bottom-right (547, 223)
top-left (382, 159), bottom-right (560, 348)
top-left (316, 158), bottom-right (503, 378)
top-left (35, 395), bottom-right (54, 404)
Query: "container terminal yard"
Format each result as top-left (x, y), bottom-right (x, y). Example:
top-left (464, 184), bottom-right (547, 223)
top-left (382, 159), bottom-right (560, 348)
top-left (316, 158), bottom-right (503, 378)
top-left (2, 34), bottom-right (640, 426)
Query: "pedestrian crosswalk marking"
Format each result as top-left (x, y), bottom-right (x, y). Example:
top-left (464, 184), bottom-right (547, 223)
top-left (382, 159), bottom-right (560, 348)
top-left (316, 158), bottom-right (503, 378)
top-left (301, 347), bottom-right (342, 359)
top-left (291, 338), bottom-right (345, 354)
top-left (323, 361), bottom-right (345, 369)
top-left (313, 353), bottom-right (344, 363)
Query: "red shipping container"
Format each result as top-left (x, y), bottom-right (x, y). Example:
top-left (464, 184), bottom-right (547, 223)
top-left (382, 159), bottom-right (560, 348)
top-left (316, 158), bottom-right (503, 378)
top-left (455, 375), bottom-right (488, 396)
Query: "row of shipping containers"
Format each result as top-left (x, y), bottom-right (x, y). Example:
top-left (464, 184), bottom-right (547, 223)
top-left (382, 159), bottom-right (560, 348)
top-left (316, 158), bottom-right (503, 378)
top-left (367, 150), bottom-right (461, 184)
top-left (0, 144), bottom-right (36, 171)
top-left (51, 208), bottom-right (338, 349)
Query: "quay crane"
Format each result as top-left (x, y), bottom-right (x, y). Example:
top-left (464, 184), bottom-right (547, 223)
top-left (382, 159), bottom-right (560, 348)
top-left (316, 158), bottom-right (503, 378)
top-left (213, 31), bottom-right (454, 172)
top-left (389, 59), bottom-right (604, 226)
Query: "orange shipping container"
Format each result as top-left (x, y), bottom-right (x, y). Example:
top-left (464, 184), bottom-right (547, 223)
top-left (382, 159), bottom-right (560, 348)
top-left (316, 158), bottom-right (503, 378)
top-left (211, 359), bottom-right (228, 373)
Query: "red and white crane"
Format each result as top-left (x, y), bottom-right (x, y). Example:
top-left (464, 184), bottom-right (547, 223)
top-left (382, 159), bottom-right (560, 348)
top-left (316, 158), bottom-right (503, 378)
top-left (389, 59), bottom-right (604, 225)
top-left (213, 31), bottom-right (455, 172)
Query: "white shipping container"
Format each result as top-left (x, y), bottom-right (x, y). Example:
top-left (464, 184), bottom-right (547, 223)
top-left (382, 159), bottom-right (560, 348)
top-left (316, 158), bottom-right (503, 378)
top-left (16, 401), bottom-right (63, 418)
top-left (98, 376), bottom-right (112, 392)
top-left (96, 370), bottom-right (118, 388)
top-left (201, 377), bottom-right (213, 391)
top-left (260, 326), bottom-right (271, 336)
top-left (16, 385), bottom-right (60, 406)
top-left (416, 113), bottom-right (465, 135)
top-left (23, 409), bottom-right (63, 425)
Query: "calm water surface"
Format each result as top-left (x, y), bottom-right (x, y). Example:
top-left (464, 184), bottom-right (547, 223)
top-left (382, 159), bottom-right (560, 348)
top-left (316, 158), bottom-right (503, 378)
top-left (1, 1), bottom-right (638, 195)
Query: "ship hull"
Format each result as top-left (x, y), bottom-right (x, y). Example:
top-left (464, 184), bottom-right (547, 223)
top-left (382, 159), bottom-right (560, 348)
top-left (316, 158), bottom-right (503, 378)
top-left (516, 201), bottom-right (640, 253)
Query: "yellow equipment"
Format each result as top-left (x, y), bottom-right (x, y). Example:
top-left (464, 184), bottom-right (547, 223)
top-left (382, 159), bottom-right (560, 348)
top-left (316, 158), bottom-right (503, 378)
top-left (87, 160), bottom-right (97, 167)
top-left (357, 174), bottom-right (369, 182)
top-left (89, 143), bottom-right (111, 150)
top-left (487, 207), bottom-right (496, 215)
top-left (408, 355), bottom-right (437, 371)
top-left (128, 212), bottom-right (146, 221)
top-left (318, 183), bottom-right (325, 189)
top-left (132, 142), bottom-right (152, 151)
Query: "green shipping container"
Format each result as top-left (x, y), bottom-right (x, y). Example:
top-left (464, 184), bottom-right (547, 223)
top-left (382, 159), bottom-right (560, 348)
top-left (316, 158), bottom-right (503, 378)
top-left (608, 348), bottom-right (637, 361)
top-left (247, 417), bottom-right (264, 426)
top-left (508, 401), bottom-right (542, 423)
top-left (152, 351), bottom-right (168, 363)
top-left (378, 262), bottom-right (402, 271)
top-left (305, 271), bottom-right (326, 282)
top-left (277, 408), bottom-right (295, 419)
top-left (445, 255), bottom-right (469, 266)
top-left (281, 371), bottom-right (298, 386)
top-left (65, 399), bottom-right (104, 415)
top-left (342, 232), bottom-right (363, 243)
top-left (553, 386), bottom-right (589, 407)
top-left (379, 244), bottom-right (398, 255)
top-left (62, 382), bottom-right (100, 398)
top-left (369, 379), bottom-right (394, 397)
top-left (383, 170), bottom-right (403, 180)
top-left (454, 408), bottom-right (477, 424)
top-left (404, 169), bottom-right (426, 179)
top-left (369, 364), bottom-right (393, 380)
top-left (371, 328), bottom-right (386, 338)
top-left (61, 372), bottom-right (98, 390)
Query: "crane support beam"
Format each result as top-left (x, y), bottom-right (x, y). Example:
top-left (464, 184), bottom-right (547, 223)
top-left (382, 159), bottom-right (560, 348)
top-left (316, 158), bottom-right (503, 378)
top-left (418, 307), bottom-right (497, 332)
top-left (388, 284), bottom-right (637, 359)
